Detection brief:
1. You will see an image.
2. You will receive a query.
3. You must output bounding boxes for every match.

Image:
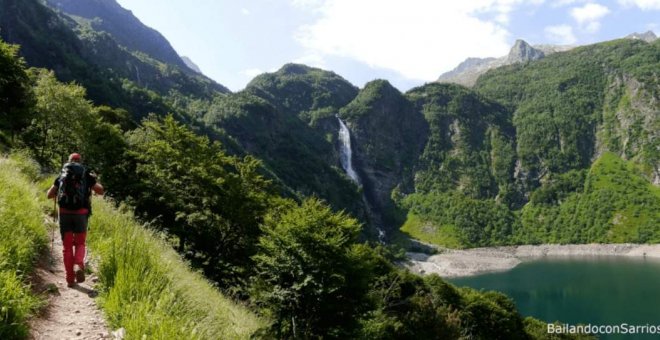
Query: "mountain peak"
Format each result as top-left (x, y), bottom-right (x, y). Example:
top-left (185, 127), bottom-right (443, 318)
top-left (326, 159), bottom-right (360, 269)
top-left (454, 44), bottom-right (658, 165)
top-left (363, 79), bottom-right (400, 95)
top-left (626, 31), bottom-right (657, 43)
top-left (507, 39), bottom-right (545, 63)
top-left (279, 63), bottom-right (315, 75)
top-left (438, 39), bottom-right (548, 87)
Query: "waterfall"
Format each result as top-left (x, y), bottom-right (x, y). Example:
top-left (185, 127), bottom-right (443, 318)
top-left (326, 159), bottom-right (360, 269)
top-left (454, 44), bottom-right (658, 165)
top-left (337, 117), bottom-right (386, 242)
top-left (337, 117), bottom-right (361, 185)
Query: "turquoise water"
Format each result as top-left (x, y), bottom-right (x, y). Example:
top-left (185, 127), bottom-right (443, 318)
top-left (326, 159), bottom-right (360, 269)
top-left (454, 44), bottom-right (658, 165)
top-left (449, 256), bottom-right (660, 339)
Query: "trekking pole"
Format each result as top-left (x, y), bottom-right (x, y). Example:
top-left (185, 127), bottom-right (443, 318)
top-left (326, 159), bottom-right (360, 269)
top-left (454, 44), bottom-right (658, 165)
top-left (51, 198), bottom-right (57, 263)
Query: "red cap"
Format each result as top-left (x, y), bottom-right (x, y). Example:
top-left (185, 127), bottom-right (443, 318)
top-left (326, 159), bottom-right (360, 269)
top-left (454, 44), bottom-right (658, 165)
top-left (69, 153), bottom-right (81, 162)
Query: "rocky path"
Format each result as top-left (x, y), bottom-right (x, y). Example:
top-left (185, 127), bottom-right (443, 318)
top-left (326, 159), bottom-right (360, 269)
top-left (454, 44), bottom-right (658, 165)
top-left (28, 220), bottom-right (112, 340)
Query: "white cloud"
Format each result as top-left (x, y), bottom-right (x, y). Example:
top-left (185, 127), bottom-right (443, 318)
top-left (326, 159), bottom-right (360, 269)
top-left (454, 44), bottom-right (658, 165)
top-left (570, 3), bottom-right (610, 23)
top-left (293, 0), bottom-right (537, 81)
top-left (618, 0), bottom-right (660, 10)
top-left (290, 0), bottom-right (324, 9)
top-left (241, 8), bottom-right (250, 15)
top-left (293, 52), bottom-right (328, 69)
top-left (544, 24), bottom-right (577, 44)
top-left (551, 0), bottom-right (588, 7)
top-left (585, 21), bottom-right (601, 33)
top-left (569, 3), bottom-right (609, 33)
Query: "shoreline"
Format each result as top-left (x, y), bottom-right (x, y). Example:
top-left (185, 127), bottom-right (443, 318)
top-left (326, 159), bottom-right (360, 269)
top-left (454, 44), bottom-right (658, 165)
top-left (404, 243), bottom-right (660, 278)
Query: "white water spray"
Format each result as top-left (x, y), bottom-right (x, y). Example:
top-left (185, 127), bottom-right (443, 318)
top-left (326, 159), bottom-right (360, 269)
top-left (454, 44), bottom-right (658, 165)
top-left (337, 117), bottom-right (361, 185)
top-left (337, 116), bottom-right (386, 242)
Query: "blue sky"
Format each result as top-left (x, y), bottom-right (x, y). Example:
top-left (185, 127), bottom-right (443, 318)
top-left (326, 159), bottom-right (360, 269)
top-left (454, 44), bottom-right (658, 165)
top-left (115, 0), bottom-right (659, 92)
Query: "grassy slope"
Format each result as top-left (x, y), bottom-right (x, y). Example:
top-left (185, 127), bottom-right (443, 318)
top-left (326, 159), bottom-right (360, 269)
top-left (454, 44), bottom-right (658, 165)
top-left (85, 197), bottom-right (264, 339)
top-left (400, 212), bottom-right (463, 248)
top-left (0, 156), bottom-right (263, 339)
top-left (0, 155), bottom-right (48, 339)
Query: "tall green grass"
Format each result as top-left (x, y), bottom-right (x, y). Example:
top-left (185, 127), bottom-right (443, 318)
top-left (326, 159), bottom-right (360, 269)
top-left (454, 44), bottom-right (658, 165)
top-left (0, 156), bottom-right (48, 339)
top-left (87, 197), bottom-right (264, 339)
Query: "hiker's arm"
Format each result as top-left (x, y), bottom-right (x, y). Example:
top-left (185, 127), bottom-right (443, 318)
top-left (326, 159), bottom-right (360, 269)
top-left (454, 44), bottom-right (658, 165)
top-left (46, 185), bottom-right (57, 199)
top-left (92, 183), bottom-right (104, 196)
top-left (88, 171), bottom-right (104, 196)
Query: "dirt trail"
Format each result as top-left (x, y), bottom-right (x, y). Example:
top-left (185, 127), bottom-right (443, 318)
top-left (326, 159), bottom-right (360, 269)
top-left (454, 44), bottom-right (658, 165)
top-left (28, 220), bottom-right (112, 340)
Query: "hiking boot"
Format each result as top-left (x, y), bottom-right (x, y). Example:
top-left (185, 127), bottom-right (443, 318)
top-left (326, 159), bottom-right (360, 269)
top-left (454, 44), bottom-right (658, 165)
top-left (74, 264), bottom-right (85, 283)
top-left (67, 282), bottom-right (76, 288)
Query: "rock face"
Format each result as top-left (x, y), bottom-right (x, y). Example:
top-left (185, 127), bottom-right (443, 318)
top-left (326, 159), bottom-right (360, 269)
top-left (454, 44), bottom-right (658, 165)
top-left (340, 80), bottom-right (429, 229)
top-left (436, 57), bottom-right (495, 84)
top-left (626, 30), bottom-right (658, 43)
top-left (181, 56), bottom-right (202, 74)
top-left (506, 39), bottom-right (544, 63)
top-left (436, 57), bottom-right (498, 87)
top-left (440, 32), bottom-right (655, 88)
top-left (597, 74), bottom-right (660, 184)
top-left (406, 83), bottom-right (517, 202)
top-left (437, 39), bottom-right (563, 87)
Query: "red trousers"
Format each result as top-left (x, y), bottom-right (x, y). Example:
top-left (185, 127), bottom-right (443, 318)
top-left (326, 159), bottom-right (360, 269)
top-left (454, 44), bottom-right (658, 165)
top-left (62, 232), bottom-right (86, 284)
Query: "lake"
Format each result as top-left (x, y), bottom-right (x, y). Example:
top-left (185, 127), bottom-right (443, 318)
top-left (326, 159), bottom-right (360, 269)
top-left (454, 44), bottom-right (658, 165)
top-left (449, 256), bottom-right (660, 339)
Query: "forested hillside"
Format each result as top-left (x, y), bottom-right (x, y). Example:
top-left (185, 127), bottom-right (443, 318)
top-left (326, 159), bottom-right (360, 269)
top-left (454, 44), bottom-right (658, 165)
top-left (0, 34), bottom-right (594, 339)
top-left (203, 64), bottom-right (368, 220)
top-left (0, 0), bottom-right (367, 222)
top-left (366, 38), bottom-right (658, 248)
top-left (9, 0), bottom-right (655, 249)
top-left (0, 0), bottom-right (226, 121)
top-left (400, 38), bottom-right (659, 248)
top-left (0, 0), bottom-right (657, 337)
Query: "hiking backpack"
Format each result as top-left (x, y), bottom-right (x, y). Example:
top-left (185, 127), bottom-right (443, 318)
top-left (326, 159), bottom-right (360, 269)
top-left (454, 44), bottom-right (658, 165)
top-left (57, 162), bottom-right (89, 210)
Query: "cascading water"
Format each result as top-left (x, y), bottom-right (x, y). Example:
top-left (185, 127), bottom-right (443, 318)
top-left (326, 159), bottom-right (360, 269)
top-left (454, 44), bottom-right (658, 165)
top-left (337, 116), bottom-right (386, 242)
top-left (337, 117), bottom-right (361, 185)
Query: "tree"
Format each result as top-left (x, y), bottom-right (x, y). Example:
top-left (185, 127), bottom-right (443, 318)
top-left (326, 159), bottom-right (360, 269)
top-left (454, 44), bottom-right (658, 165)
top-left (22, 69), bottom-right (96, 166)
top-left (0, 39), bottom-right (33, 143)
top-left (124, 115), bottom-right (272, 289)
top-left (251, 198), bottom-right (368, 338)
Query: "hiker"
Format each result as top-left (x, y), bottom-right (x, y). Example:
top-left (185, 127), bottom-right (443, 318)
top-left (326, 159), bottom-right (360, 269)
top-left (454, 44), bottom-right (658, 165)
top-left (46, 153), bottom-right (104, 288)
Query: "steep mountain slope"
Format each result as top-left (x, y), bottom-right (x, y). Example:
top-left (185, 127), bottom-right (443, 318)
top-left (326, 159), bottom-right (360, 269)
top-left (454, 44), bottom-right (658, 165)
top-left (182, 56), bottom-right (202, 73)
top-left (0, 0), bottom-right (227, 120)
top-left (339, 80), bottom-right (428, 227)
top-left (2, 0), bottom-right (657, 249)
top-left (337, 80), bottom-right (519, 239)
top-left (476, 38), bottom-right (659, 187)
top-left (401, 38), bottom-right (659, 247)
top-left (517, 152), bottom-right (660, 244)
top-left (1, 0), bottom-right (368, 229)
top-left (406, 83), bottom-right (516, 201)
top-left (1, 38), bottom-right (594, 339)
top-left (202, 64), bottom-right (367, 221)
top-left (45, 0), bottom-right (188, 69)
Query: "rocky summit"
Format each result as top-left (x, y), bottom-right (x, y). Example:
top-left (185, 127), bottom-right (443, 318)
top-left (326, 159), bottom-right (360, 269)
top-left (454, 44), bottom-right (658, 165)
top-left (437, 39), bottom-right (550, 87)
